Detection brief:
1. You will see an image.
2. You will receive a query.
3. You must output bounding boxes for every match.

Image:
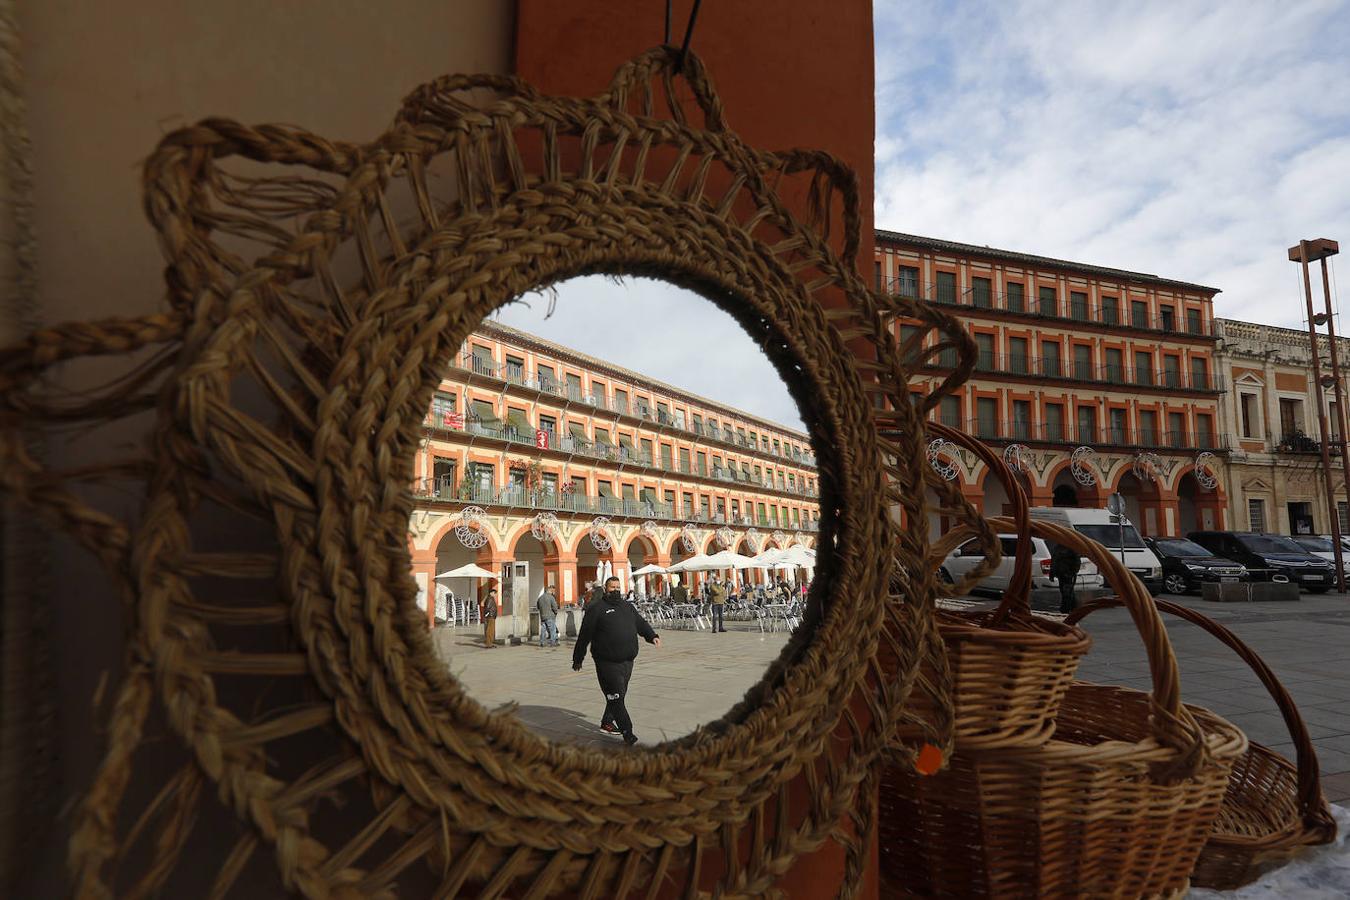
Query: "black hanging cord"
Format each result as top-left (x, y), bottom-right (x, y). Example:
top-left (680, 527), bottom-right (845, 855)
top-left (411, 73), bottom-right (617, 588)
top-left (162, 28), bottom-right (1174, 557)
top-left (678, 0), bottom-right (704, 71)
top-left (664, 0), bottom-right (673, 45)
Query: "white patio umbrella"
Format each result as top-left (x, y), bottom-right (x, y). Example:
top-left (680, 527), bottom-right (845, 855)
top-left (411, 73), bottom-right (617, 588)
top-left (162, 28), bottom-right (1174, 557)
top-left (631, 562), bottom-right (666, 597)
top-left (435, 563), bottom-right (499, 627)
top-left (666, 553), bottom-right (714, 573)
top-left (436, 563), bottom-right (497, 579)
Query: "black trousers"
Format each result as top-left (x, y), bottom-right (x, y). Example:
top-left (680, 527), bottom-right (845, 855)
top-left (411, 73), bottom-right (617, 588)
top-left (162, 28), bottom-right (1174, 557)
top-left (1058, 575), bottom-right (1078, 613)
top-left (710, 603), bottom-right (725, 631)
top-left (595, 658), bottom-right (635, 735)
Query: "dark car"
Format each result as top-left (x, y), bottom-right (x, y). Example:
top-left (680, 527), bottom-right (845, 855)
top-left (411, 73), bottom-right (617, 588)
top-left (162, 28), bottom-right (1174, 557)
top-left (1187, 531), bottom-right (1335, 592)
top-left (1145, 537), bottom-right (1250, 595)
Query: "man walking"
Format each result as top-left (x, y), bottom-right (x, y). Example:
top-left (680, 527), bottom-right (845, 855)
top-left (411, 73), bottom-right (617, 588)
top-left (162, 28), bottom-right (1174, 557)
top-left (537, 582), bottom-right (560, 648)
top-left (572, 576), bottom-right (661, 745)
top-left (1050, 543), bottom-right (1081, 614)
top-left (708, 575), bottom-right (728, 633)
top-left (481, 586), bottom-right (499, 649)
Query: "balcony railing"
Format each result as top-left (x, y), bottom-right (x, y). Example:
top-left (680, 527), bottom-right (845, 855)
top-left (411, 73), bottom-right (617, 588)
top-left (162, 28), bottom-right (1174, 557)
top-left (1278, 430), bottom-right (1344, 455)
top-left (956, 417), bottom-right (1228, 450)
top-left (410, 480), bottom-right (822, 529)
top-left (452, 354), bottom-right (819, 469)
top-left (916, 351), bottom-right (1224, 392)
top-left (883, 277), bottom-right (1216, 337)
top-left (425, 417), bottom-right (821, 499)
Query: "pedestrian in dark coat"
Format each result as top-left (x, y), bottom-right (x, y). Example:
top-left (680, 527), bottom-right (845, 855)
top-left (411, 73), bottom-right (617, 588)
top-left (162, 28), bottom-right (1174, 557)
top-left (1050, 543), bottom-right (1082, 614)
top-left (572, 576), bottom-right (661, 745)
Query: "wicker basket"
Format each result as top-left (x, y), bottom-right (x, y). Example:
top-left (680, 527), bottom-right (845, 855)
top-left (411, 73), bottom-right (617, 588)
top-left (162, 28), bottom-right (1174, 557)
top-left (920, 424), bottom-right (1091, 749)
top-left (1067, 597), bottom-right (1337, 890)
top-left (879, 518), bottom-right (1248, 899)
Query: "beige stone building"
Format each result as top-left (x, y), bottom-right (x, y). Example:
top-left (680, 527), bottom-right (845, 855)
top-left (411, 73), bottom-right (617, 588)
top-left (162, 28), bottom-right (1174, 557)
top-left (1215, 318), bottom-right (1350, 535)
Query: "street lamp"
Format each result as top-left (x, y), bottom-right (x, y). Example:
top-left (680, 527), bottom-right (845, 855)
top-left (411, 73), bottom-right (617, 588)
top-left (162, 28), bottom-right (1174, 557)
top-left (1289, 238), bottom-right (1347, 592)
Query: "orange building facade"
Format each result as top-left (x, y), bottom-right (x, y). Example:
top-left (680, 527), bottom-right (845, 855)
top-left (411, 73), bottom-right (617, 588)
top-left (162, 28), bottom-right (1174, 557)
top-left (879, 231), bottom-right (1230, 536)
top-left (407, 321), bottom-right (820, 635)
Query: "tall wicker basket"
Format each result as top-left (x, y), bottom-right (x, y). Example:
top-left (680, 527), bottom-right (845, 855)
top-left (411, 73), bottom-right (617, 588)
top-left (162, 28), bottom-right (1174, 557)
top-left (915, 424), bottom-right (1091, 749)
top-left (879, 517), bottom-right (1248, 898)
top-left (1068, 597), bottom-right (1337, 890)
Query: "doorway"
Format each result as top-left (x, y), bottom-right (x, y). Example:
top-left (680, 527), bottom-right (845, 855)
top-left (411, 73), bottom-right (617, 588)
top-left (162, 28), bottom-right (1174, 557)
top-left (1288, 501), bottom-right (1314, 535)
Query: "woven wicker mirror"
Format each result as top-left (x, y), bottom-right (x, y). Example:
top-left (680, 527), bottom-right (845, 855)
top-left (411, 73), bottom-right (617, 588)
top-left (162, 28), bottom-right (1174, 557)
top-left (417, 274), bottom-right (822, 746)
top-left (3, 48), bottom-right (962, 897)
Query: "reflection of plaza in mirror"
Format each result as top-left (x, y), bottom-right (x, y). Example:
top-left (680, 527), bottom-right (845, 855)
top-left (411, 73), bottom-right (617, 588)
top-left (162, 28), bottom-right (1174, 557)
top-left (409, 276), bottom-right (821, 747)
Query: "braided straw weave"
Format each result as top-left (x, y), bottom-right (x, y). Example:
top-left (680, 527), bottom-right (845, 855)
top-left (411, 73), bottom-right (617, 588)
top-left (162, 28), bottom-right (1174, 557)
top-left (880, 517), bottom-right (1247, 899)
top-left (1068, 597), bottom-right (1336, 890)
top-left (0, 48), bottom-right (962, 898)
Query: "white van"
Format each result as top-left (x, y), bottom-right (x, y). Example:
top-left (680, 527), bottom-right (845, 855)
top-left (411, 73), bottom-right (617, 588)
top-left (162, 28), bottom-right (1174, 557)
top-left (1028, 507), bottom-right (1163, 594)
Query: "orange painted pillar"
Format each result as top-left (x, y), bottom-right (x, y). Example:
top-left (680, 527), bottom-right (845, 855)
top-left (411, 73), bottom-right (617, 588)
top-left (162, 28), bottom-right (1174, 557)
top-left (412, 550), bottom-right (439, 628)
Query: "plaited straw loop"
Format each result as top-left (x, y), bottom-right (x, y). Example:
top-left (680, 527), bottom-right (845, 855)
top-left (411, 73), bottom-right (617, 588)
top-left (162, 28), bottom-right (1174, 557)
top-left (1068, 596), bottom-right (1337, 888)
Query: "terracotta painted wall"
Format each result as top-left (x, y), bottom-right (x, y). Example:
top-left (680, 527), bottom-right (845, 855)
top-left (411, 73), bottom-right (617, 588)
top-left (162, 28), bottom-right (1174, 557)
top-left (515, 0), bottom-right (875, 268)
top-left (516, 4), bottom-right (878, 898)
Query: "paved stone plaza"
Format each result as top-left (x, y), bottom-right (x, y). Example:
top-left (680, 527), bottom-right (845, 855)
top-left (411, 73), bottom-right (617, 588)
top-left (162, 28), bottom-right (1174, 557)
top-left (431, 618), bottom-right (792, 747)
top-left (432, 594), bottom-right (1350, 805)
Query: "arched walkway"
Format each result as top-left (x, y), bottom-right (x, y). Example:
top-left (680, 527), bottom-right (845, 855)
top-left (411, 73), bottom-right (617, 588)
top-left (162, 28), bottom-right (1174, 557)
top-left (431, 523), bottom-right (498, 626)
top-left (625, 533), bottom-right (662, 596)
top-left (1176, 469), bottom-right (1225, 534)
top-left (1113, 470), bottom-right (1163, 536)
top-left (1049, 463), bottom-right (1102, 508)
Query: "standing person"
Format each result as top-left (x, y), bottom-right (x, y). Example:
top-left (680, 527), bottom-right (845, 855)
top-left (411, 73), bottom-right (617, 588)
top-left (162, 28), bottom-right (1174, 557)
top-left (586, 579), bottom-right (605, 609)
top-left (572, 576), bottom-right (661, 745)
top-left (537, 583), bottom-right (560, 648)
top-left (708, 575), bottom-right (728, 633)
top-left (481, 586), bottom-right (499, 649)
top-left (1050, 543), bottom-right (1082, 614)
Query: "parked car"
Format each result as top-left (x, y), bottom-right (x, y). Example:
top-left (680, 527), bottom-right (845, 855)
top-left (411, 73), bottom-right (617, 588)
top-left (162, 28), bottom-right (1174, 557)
top-left (1029, 507), bottom-right (1164, 593)
top-left (1186, 531), bottom-right (1335, 592)
top-left (940, 533), bottom-right (1104, 596)
top-left (1143, 537), bottom-right (1250, 595)
top-left (1289, 535), bottom-right (1350, 580)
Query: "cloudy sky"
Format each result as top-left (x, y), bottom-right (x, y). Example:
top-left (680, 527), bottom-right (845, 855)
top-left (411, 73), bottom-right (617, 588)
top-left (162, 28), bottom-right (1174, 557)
top-left (494, 277), bottom-right (808, 431)
top-left (497, 4), bottom-right (1350, 427)
top-left (874, 0), bottom-right (1350, 327)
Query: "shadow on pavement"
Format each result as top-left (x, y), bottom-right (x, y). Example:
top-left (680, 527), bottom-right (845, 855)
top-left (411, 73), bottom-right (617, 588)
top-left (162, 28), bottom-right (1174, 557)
top-left (511, 704), bottom-right (630, 749)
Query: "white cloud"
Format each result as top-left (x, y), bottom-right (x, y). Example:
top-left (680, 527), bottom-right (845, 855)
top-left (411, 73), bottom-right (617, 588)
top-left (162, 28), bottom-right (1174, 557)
top-left (491, 276), bottom-right (806, 432)
top-left (874, 0), bottom-right (1350, 326)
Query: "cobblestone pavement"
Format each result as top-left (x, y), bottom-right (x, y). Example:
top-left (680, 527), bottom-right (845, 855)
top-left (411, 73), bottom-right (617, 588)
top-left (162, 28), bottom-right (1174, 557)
top-left (431, 617), bottom-right (792, 748)
top-left (432, 593), bottom-right (1350, 805)
top-left (1064, 590), bottom-right (1350, 805)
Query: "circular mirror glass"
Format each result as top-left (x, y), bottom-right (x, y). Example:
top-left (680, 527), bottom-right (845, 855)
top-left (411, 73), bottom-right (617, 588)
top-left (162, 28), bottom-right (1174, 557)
top-left (409, 275), bottom-right (821, 746)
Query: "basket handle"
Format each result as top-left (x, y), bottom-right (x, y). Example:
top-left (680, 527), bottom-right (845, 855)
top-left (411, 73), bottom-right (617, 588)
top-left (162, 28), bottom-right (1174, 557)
top-left (926, 423), bottom-right (1032, 624)
top-left (1066, 597), bottom-right (1336, 835)
top-left (982, 516), bottom-right (1210, 779)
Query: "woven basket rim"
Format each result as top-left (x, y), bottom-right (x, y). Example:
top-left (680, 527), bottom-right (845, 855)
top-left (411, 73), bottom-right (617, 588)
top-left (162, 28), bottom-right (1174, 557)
top-left (938, 611), bottom-right (1092, 649)
top-left (997, 682), bottom-right (1249, 767)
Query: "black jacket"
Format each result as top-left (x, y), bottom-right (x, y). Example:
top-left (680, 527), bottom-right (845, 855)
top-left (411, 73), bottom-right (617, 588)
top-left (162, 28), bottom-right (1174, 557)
top-left (1049, 544), bottom-right (1081, 580)
top-left (573, 593), bottom-right (658, 666)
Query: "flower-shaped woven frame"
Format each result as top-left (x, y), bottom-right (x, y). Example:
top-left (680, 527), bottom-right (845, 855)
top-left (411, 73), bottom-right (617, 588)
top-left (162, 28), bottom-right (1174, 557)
top-left (2, 47), bottom-right (971, 898)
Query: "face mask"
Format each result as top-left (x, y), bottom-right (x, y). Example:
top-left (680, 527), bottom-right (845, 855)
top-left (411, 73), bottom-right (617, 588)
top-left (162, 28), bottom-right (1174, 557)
top-left (606, 590), bottom-right (621, 600)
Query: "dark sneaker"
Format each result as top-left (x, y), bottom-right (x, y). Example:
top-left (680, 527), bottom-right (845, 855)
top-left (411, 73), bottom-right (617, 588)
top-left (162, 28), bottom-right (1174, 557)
top-left (600, 722), bottom-right (620, 736)
top-left (622, 731), bottom-right (639, 746)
